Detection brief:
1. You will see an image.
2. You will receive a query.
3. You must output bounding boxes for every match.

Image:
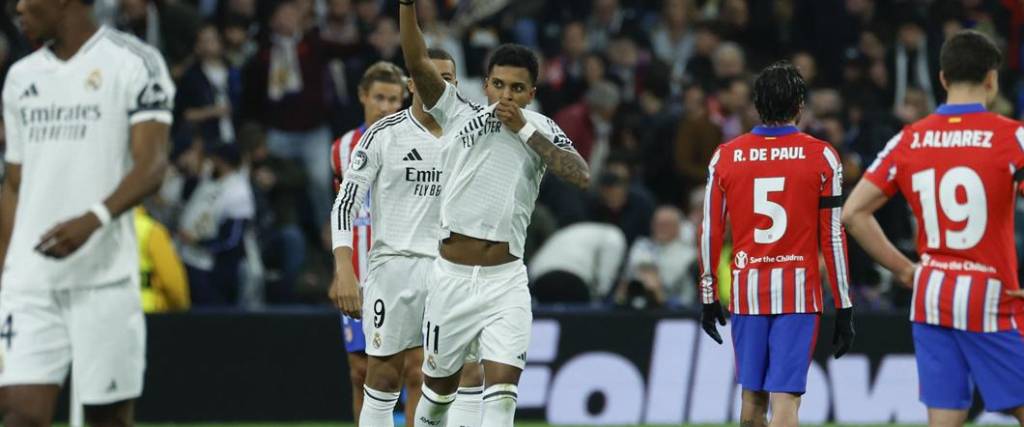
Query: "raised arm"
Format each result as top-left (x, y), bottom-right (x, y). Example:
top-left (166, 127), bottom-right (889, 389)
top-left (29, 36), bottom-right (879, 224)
top-left (399, 0), bottom-right (446, 109)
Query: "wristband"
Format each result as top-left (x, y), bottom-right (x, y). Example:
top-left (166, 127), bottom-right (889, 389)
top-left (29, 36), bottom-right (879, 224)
top-left (90, 203), bottom-right (112, 227)
top-left (517, 122), bottom-right (537, 143)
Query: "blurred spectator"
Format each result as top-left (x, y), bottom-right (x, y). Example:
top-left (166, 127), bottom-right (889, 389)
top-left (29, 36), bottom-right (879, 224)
top-left (242, 0), bottom-right (352, 233)
top-left (539, 21), bottom-right (589, 113)
top-left (136, 206), bottom-right (191, 313)
top-left (618, 205), bottom-right (697, 308)
top-left (791, 51), bottom-right (818, 88)
top-left (175, 24), bottom-right (241, 148)
top-left (686, 21), bottom-right (723, 90)
top-left (586, 157), bottom-right (656, 245)
top-left (118, 0), bottom-right (201, 79)
top-left (366, 16), bottom-right (403, 66)
top-left (672, 85), bottom-right (722, 200)
top-left (320, 0), bottom-right (361, 45)
top-left (240, 124), bottom-right (307, 304)
top-left (417, 0), bottom-right (466, 80)
top-left (554, 80), bottom-right (620, 173)
top-left (710, 41), bottom-right (747, 89)
top-left (529, 223), bottom-right (627, 304)
top-left (650, 0), bottom-right (698, 95)
top-left (887, 16), bottom-right (939, 112)
top-left (222, 13), bottom-right (258, 68)
top-left (584, 0), bottom-right (641, 52)
top-left (712, 78), bottom-right (756, 142)
top-left (354, 0), bottom-right (383, 35)
top-left (179, 144), bottom-right (256, 306)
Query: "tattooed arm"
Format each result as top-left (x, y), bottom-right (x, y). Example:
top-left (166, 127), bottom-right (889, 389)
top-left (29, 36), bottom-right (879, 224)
top-left (524, 132), bottom-right (590, 190)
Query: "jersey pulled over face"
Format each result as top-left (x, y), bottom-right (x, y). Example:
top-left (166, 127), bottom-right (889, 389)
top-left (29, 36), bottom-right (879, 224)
top-left (863, 103), bottom-right (1024, 332)
top-left (2, 26), bottom-right (175, 290)
top-left (700, 126), bottom-right (852, 315)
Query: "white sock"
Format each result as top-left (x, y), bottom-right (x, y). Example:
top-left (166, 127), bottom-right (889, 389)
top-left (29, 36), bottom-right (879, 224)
top-left (447, 386), bottom-right (483, 427)
top-left (415, 385), bottom-right (455, 427)
top-left (480, 384), bottom-right (518, 427)
top-left (360, 386), bottom-right (401, 427)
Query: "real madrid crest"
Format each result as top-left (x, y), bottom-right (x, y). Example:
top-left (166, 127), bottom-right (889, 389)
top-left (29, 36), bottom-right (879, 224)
top-left (85, 69), bottom-right (102, 91)
top-left (372, 332), bottom-right (382, 349)
top-left (427, 354), bottom-right (437, 370)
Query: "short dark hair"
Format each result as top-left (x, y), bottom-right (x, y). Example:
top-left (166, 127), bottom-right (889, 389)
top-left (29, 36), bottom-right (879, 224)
top-left (487, 44), bottom-right (540, 85)
top-left (940, 30), bottom-right (1002, 85)
top-left (358, 61), bottom-right (406, 94)
top-left (427, 48), bottom-right (456, 73)
top-left (753, 61), bottom-right (807, 125)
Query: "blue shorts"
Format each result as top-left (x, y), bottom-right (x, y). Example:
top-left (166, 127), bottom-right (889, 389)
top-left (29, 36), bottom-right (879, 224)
top-left (342, 315), bottom-right (366, 353)
top-left (913, 323), bottom-right (1024, 412)
top-left (731, 313), bottom-right (820, 394)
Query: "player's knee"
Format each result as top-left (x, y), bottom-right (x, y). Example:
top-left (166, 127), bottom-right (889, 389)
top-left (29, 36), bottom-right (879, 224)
top-left (459, 363), bottom-right (483, 388)
top-left (84, 403), bottom-right (133, 427)
top-left (4, 410), bottom-right (51, 427)
top-left (423, 374), bottom-right (460, 396)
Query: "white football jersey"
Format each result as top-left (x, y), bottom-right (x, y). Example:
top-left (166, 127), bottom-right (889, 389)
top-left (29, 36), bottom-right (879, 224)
top-left (427, 83), bottom-right (572, 258)
top-left (2, 26), bottom-right (175, 290)
top-left (331, 109), bottom-right (444, 259)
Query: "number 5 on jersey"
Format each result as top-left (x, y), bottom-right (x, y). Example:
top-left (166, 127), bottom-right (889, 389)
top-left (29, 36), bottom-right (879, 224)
top-left (754, 177), bottom-right (788, 244)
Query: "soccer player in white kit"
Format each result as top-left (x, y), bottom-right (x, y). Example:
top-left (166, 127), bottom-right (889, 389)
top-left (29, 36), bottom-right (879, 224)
top-left (399, 2), bottom-right (591, 426)
top-left (0, 0), bottom-right (173, 425)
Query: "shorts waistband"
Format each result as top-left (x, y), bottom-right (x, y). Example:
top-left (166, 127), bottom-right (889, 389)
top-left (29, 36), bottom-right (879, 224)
top-left (435, 257), bottom-right (524, 279)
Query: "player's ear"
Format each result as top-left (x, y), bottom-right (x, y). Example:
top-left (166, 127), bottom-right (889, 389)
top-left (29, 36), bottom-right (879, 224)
top-left (939, 70), bottom-right (949, 92)
top-left (407, 79), bottom-right (416, 96)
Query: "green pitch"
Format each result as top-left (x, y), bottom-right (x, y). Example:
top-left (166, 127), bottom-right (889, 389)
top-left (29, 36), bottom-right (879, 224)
top-left (56, 424), bottom-right (938, 427)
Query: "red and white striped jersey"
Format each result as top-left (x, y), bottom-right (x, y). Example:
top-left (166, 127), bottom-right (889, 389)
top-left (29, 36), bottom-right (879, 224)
top-left (699, 125), bottom-right (853, 315)
top-left (862, 103), bottom-right (1024, 332)
top-left (331, 125), bottom-right (372, 281)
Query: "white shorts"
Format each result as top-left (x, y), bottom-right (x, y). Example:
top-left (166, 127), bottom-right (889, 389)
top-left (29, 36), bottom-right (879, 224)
top-left (362, 256), bottom-right (431, 357)
top-left (0, 279), bottom-right (146, 405)
top-left (422, 258), bottom-right (531, 378)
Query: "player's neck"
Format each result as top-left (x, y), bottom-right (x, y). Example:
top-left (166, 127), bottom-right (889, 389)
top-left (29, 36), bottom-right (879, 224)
top-left (411, 100), bottom-right (442, 137)
top-left (51, 14), bottom-right (98, 61)
top-left (944, 85), bottom-right (989, 107)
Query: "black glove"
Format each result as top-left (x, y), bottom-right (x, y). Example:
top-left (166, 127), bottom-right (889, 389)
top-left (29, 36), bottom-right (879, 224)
top-left (701, 302), bottom-right (727, 344)
top-left (833, 307), bottom-right (855, 359)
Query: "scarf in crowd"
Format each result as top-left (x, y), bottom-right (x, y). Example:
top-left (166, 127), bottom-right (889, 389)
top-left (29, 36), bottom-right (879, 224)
top-left (268, 33), bottom-right (304, 102)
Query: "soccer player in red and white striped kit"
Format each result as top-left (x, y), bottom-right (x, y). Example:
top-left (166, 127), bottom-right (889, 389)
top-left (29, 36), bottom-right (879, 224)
top-left (844, 30), bottom-right (1024, 426)
top-left (699, 61), bottom-right (855, 427)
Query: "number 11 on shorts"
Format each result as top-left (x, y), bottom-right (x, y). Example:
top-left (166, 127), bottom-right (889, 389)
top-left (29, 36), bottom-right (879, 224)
top-left (425, 321), bottom-right (440, 354)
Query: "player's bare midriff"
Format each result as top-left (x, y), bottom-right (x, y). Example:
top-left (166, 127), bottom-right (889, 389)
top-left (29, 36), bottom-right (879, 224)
top-left (439, 232), bottom-right (517, 266)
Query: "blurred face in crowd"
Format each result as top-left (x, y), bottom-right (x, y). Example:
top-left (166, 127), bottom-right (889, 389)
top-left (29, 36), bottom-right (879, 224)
top-left (599, 163), bottom-right (630, 212)
top-left (328, 0), bottom-right (352, 20)
top-left (792, 52), bottom-right (816, 85)
top-left (410, 59), bottom-right (457, 105)
top-left (355, 0), bottom-right (381, 24)
top-left (720, 80), bottom-right (751, 114)
top-left (271, 3), bottom-right (301, 37)
top-left (369, 17), bottom-right (400, 53)
top-left (223, 24), bottom-right (248, 50)
top-left (359, 81), bottom-right (404, 126)
top-left (195, 26), bottom-right (223, 61)
top-left (583, 54), bottom-right (606, 85)
top-left (683, 85), bottom-right (706, 116)
top-left (664, 0), bottom-right (693, 30)
top-left (859, 31), bottom-right (885, 60)
top-left (594, 0), bottom-right (620, 24)
top-left (898, 23), bottom-right (925, 49)
top-left (228, 0), bottom-right (256, 18)
top-left (562, 22), bottom-right (587, 59)
top-left (651, 207), bottom-right (682, 244)
top-left (15, 0), bottom-right (64, 42)
top-left (722, 0), bottom-right (749, 28)
top-left (713, 44), bottom-right (744, 79)
top-left (609, 37), bottom-right (638, 68)
top-left (119, 0), bottom-right (147, 22)
top-left (485, 66), bottom-right (536, 108)
top-left (694, 27), bottom-right (720, 56)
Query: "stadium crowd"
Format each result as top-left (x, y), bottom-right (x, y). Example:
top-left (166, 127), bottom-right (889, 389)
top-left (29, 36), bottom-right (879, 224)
top-left (0, 0), bottom-right (1022, 311)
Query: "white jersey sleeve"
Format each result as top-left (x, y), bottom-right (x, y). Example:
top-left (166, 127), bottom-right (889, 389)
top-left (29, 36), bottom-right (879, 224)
top-left (331, 114), bottom-right (392, 250)
top-left (532, 115), bottom-right (574, 150)
top-left (425, 82), bottom-right (482, 130)
top-left (121, 43), bottom-right (174, 125)
top-left (3, 74), bottom-right (24, 164)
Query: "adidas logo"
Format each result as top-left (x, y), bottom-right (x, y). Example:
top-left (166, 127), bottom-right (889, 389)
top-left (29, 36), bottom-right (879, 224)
top-left (19, 84), bottom-right (37, 99)
top-left (107, 380), bottom-right (117, 393)
top-left (402, 149), bottom-right (423, 161)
